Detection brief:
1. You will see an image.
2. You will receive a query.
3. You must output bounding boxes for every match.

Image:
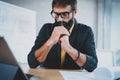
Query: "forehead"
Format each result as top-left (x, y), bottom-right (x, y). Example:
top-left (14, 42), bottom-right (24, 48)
top-left (53, 5), bottom-right (71, 12)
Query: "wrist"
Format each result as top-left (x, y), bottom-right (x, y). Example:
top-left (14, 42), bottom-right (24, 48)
top-left (68, 48), bottom-right (80, 61)
top-left (46, 39), bottom-right (55, 47)
top-left (75, 50), bottom-right (80, 62)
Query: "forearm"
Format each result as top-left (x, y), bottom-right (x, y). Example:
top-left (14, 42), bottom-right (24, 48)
top-left (68, 47), bottom-right (86, 66)
top-left (35, 39), bottom-right (55, 63)
top-left (68, 47), bottom-right (97, 72)
top-left (60, 36), bottom-right (87, 66)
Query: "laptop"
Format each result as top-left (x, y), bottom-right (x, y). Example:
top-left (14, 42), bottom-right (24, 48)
top-left (0, 37), bottom-right (40, 80)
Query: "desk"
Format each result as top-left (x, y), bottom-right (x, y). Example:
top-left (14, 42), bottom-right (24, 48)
top-left (20, 63), bottom-right (120, 80)
top-left (28, 68), bottom-right (64, 80)
top-left (20, 63), bottom-right (82, 80)
top-left (20, 63), bottom-right (64, 80)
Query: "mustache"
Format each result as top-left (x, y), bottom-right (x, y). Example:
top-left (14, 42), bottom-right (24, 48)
top-left (53, 19), bottom-right (74, 30)
top-left (53, 21), bottom-right (67, 27)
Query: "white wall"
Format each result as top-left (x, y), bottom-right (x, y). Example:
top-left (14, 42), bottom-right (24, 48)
top-left (111, 2), bottom-right (120, 50)
top-left (96, 50), bottom-right (114, 67)
top-left (111, 1), bottom-right (120, 66)
top-left (0, 1), bottom-right (36, 63)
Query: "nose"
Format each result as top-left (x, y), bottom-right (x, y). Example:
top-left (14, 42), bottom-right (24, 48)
top-left (57, 15), bottom-right (63, 22)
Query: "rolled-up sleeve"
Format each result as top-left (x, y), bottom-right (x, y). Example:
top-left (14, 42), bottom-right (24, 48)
top-left (28, 51), bottom-right (40, 68)
top-left (81, 27), bottom-right (98, 72)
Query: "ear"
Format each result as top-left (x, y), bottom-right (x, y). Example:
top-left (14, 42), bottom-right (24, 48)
top-left (75, 9), bottom-right (77, 14)
top-left (73, 10), bottom-right (77, 16)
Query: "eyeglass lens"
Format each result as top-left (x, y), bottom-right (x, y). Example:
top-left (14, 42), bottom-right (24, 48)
top-left (51, 11), bottom-right (72, 19)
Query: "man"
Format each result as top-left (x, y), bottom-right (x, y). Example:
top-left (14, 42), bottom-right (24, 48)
top-left (28, 0), bottom-right (98, 72)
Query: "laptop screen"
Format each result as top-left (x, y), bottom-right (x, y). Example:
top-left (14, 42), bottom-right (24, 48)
top-left (0, 37), bottom-right (18, 66)
top-left (0, 37), bottom-right (28, 80)
top-left (0, 37), bottom-right (41, 80)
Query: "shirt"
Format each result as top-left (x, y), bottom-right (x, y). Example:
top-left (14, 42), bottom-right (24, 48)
top-left (28, 19), bottom-right (98, 72)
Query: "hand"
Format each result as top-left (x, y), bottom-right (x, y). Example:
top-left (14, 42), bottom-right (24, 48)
top-left (60, 35), bottom-right (71, 53)
top-left (49, 26), bottom-right (70, 45)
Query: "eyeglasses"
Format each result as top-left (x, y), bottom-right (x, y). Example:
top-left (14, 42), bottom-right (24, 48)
top-left (51, 10), bottom-right (73, 19)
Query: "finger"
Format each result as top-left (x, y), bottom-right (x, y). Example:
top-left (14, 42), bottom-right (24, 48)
top-left (60, 34), bottom-right (68, 38)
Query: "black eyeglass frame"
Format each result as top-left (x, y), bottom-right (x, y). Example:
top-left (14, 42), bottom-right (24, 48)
top-left (50, 10), bottom-right (74, 19)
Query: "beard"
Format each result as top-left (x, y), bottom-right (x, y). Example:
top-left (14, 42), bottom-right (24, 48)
top-left (53, 19), bottom-right (74, 30)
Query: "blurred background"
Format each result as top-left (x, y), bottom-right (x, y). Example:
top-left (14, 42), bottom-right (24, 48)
top-left (0, 0), bottom-right (120, 67)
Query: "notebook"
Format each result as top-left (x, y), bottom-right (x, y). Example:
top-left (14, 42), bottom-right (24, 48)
top-left (0, 36), bottom-right (40, 80)
top-left (94, 67), bottom-right (120, 80)
top-left (60, 67), bottom-right (120, 80)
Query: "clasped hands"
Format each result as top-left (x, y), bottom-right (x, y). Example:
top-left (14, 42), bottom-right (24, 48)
top-left (49, 26), bottom-right (71, 53)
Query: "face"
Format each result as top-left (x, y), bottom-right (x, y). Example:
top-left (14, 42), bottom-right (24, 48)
top-left (51, 5), bottom-right (77, 29)
top-left (52, 5), bottom-right (76, 23)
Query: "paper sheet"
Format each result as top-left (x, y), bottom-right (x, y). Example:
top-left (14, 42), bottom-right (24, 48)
top-left (59, 71), bottom-right (95, 80)
top-left (59, 67), bottom-right (120, 80)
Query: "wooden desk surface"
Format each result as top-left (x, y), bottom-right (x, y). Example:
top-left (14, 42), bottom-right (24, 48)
top-left (20, 63), bottom-right (82, 80)
top-left (28, 68), bottom-right (64, 80)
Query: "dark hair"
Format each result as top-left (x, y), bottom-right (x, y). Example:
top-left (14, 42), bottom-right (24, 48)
top-left (52, 0), bottom-right (77, 11)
